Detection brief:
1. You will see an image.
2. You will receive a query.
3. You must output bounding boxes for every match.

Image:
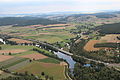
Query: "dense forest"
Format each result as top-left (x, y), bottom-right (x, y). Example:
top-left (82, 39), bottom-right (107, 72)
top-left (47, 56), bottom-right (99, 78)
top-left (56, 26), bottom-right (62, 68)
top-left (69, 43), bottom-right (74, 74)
top-left (0, 17), bottom-right (64, 26)
top-left (73, 62), bottom-right (120, 80)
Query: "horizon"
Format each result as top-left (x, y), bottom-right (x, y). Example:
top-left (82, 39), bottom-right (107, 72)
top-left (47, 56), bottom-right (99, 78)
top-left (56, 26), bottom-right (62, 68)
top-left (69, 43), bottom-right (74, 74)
top-left (0, 0), bottom-right (120, 14)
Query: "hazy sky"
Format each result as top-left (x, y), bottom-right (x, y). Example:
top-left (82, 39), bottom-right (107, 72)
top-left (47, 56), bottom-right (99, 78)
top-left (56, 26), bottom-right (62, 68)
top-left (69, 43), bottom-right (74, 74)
top-left (0, 0), bottom-right (120, 14)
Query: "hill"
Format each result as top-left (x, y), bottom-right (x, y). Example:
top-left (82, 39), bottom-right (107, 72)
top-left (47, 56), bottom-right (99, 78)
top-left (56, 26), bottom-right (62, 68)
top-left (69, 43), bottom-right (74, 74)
top-left (96, 23), bottom-right (120, 34)
top-left (0, 17), bottom-right (65, 26)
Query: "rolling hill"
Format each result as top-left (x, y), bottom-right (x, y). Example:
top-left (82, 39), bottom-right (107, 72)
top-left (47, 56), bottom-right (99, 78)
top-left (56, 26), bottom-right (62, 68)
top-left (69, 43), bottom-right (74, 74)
top-left (0, 17), bottom-right (65, 26)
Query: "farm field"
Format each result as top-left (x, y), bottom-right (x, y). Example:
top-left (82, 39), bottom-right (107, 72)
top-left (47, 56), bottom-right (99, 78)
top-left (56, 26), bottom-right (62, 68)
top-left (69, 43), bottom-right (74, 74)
top-left (0, 49), bottom-right (27, 54)
top-left (21, 53), bottom-right (48, 60)
top-left (0, 44), bottom-right (66, 80)
top-left (0, 55), bottom-right (14, 62)
top-left (99, 34), bottom-right (120, 43)
top-left (16, 61), bottom-right (66, 80)
top-left (0, 57), bottom-right (28, 69)
top-left (84, 40), bottom-right (101, 51)
top-left (0, 24), bottom-right (76, 43)
top-left (0, 44), bottom-right (35, 50)
top-left (38, 57), bottom-right (60, 64)
top-left (8, 38), bottom-right (33, 44)
top-left (84, 34), bottom-right (120, 51)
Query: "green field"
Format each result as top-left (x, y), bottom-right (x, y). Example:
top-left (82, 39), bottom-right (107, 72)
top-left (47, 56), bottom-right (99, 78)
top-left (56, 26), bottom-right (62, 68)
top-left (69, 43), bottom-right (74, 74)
top-left (0, 25), bottom-right (76, 43)
top-left (16, 61), bottom-right (66, 80)
top-left (38, 57), bottom-right (60, 64)
top-left (0, 57), bottom-right (28, 68)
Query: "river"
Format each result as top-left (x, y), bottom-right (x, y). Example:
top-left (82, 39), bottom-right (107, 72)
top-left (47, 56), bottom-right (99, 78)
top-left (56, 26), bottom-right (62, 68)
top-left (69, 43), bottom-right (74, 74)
top-left (54, 51), bottom-right (76, 69)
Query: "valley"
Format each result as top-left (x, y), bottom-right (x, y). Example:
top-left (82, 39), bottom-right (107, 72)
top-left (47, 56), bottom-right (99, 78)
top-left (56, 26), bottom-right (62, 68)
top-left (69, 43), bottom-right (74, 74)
top-left (0, 11), bottom-right (120, 80)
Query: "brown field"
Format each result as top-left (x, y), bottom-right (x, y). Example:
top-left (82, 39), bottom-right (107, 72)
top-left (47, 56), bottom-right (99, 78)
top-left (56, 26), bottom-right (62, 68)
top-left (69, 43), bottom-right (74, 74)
top-left (21, 53), bottom-right (47, 60)
top-left (100, 34), bottom-right (120, 43)
top-left (84, 40), bottom-right (101, 51)
top-left (0, 55), bottom-right (14, 62)
top-left (0, 49), bottom-right (27, 54)
top-left (8, 38), bottom-right (33, 44)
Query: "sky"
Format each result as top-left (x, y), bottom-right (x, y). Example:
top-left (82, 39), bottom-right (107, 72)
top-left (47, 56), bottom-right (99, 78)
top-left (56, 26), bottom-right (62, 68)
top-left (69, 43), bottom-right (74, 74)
top-left (0, 0), bottom-right (120, 14)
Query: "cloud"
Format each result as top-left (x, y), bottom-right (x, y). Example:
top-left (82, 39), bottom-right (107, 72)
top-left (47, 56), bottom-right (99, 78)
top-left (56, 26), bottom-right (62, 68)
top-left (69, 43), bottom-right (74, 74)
top-left (0, 0), bottom-right (120, 14)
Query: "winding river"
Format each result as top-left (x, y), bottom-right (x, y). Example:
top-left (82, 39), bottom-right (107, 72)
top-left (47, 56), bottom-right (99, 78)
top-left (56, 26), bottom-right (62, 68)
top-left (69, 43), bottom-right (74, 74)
top-left (54, 51), bottom-right (76, 69)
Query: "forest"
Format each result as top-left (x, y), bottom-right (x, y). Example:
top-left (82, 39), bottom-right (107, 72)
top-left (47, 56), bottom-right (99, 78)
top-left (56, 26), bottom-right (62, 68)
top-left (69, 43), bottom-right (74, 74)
top-left (73, 62), bottom-right (120, 80)
top-left (0, 17), bottom-right (64, 26)
top-left (96, 23), bottom-right (120, 34)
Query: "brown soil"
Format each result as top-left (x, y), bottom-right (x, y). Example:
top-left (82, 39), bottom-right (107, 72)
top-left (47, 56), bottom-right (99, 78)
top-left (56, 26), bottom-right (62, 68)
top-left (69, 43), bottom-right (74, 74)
top-left (0, 49), bottom-right (27, 54)
top-left (8, 38), bottom-right (33, 44)
top-left (21, 53), bottom-right (47, 60)
top-left (84, 40), bottom-right (101, 51)
top-left (0, 55), bottom-right (14, 62)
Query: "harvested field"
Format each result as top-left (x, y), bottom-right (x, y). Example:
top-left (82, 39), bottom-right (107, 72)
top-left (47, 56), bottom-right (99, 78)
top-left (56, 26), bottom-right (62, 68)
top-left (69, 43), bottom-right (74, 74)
top-left (0, 49), bottom-right (27, 54)
top-left (8, 38), bottom-right (33, 44)
top-left (0, 55), bottom-right (14, 62)
top-left (21, 53), bottom-right (47, 60)
top-left (100, 34), bottom-right (120, 43)
top-left (84, 40), bottom-right (101, 51)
